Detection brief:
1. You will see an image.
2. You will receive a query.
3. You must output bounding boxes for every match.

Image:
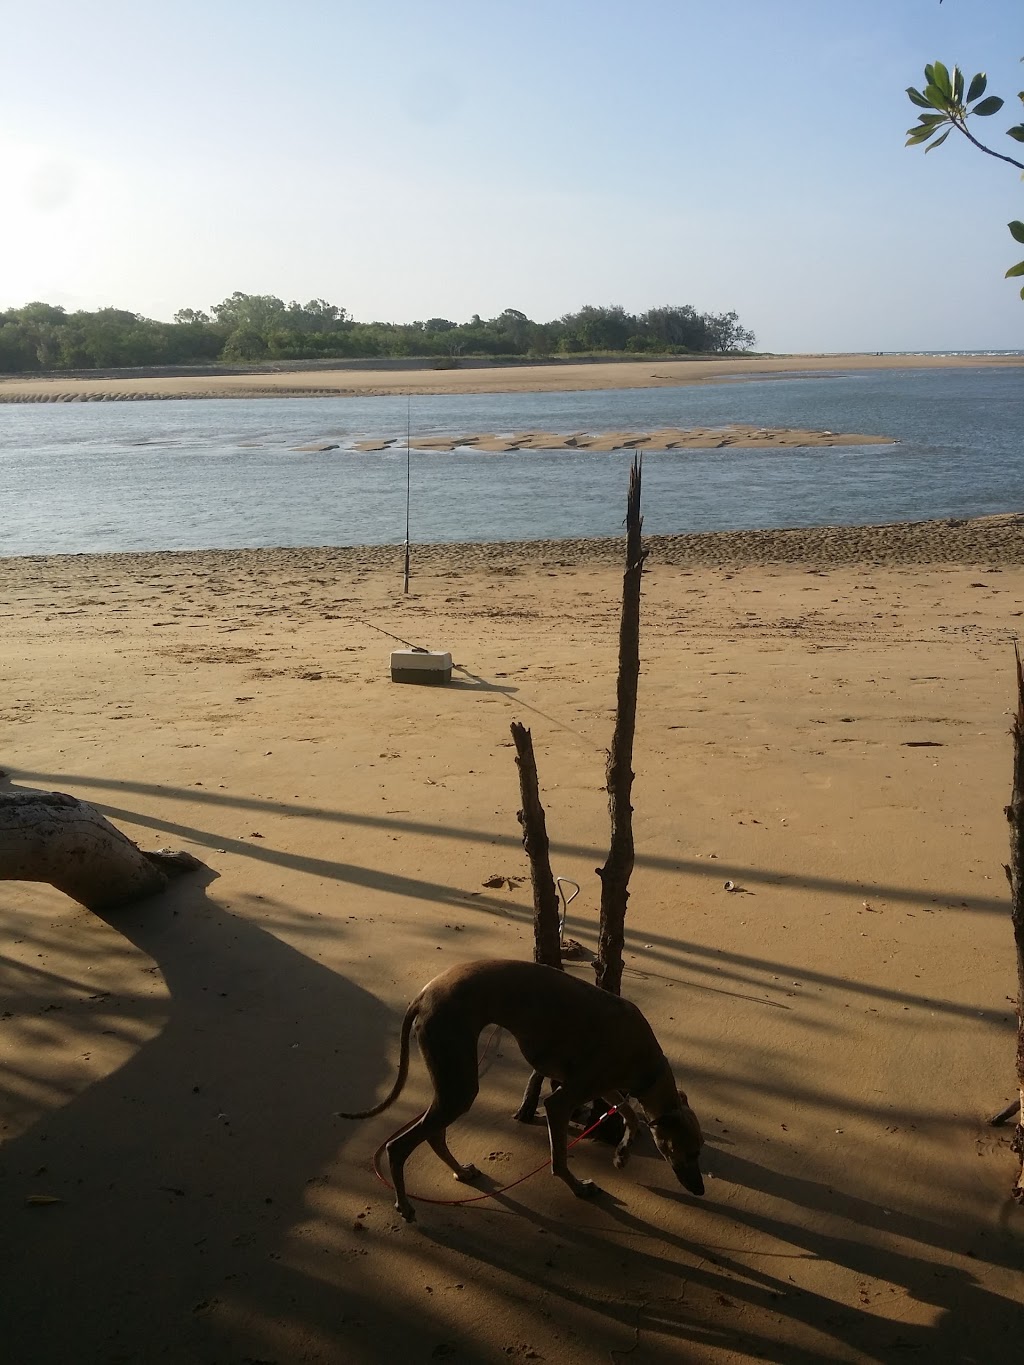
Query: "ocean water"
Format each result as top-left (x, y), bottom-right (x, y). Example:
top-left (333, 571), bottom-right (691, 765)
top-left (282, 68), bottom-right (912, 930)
top-left (1, 366), bottom-right (1022, 556)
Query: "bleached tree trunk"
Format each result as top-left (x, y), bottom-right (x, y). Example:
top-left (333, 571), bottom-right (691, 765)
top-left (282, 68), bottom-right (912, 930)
top-left (0, 791), bottom-right (199, 911)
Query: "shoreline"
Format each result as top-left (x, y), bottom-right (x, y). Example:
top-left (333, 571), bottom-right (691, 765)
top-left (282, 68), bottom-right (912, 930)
top-left (5, 512), bottom-right (1024, 574)
top-left (1, 350), bottom-right (1022, 402)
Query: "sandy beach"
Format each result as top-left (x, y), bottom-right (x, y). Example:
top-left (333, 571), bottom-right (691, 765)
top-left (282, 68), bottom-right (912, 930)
top-left (2, 516), bottom-right (1023, 1363)
top-left (1, 349), bottom-right (1022, 403)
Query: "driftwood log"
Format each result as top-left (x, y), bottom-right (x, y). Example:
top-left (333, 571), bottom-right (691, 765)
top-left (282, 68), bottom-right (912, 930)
top-left (0, 791), bottom-right (201, 911)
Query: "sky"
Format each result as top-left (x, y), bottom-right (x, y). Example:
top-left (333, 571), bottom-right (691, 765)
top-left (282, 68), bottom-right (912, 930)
top-left (1, 0), bottom-right (1022, 353)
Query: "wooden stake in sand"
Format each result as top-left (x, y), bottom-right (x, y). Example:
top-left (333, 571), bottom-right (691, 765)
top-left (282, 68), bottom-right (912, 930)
top-left (510, 721), bottom-right (563, 972)
top-left (509, 720), bottom-right (562, 1124)
top-left (509, 460), bottom-right (645, 1126)
top-left (594, 455), bottom-right (647, 996)
top-left (1002, 645), bottom-right (1024, 1202)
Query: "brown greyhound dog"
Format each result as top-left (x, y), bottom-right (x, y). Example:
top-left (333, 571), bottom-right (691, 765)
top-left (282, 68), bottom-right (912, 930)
top-left (337, 958), bottom-right (704, 1222)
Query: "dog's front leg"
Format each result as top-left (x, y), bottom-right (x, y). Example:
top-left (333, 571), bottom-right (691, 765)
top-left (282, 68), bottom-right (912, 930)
top-left (543, 1089), bottom-right (599, 1200)
top-left (609, 1097), bottom-right (640, 1169)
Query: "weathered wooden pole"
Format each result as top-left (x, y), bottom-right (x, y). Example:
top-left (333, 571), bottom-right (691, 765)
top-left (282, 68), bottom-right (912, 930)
top-left (510, 720), bottom-right (562, 1123)
top-left (594, 455), bottom-right (647, 996)
top-left (511, 720), bottom-right (562, 970)
top-left (1003, 645), bottom-right (1024, 1203)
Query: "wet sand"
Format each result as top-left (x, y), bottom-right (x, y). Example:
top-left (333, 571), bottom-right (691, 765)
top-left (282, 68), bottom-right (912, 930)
top-left (1, 349), bottom-right (1022, 403)
top-left (386, 424), bottom-right (893, 452)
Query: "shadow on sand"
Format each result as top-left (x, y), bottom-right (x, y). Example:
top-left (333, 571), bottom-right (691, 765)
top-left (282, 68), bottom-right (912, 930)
top-left (2, 770), bottom-right (1022, 1361)
top-left (0, 864), bottom-right (461, 1363)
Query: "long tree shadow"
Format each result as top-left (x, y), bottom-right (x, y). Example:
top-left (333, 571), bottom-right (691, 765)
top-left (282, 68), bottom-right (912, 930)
top-left (0, 870), bottom-right (461, 1364)
top-left (709, 1147), bottom-right (1023, 1275)
top-left (3, 772), bottom-right (1006, 1047)
top-left (7, 771), bottom-right (1006, 1047)
top-left (11, 767), bottom-right (1008, 914)
top-left (413, 1126), bottom-right (1022, 1364)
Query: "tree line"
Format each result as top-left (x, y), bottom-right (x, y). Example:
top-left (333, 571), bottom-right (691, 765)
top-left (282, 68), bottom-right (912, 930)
top-left (0, 295), bottom-right (756, 374)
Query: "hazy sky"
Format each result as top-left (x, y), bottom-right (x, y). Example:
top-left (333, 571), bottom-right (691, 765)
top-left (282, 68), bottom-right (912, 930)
top-left (3, 0), bottom-right (1022, 352)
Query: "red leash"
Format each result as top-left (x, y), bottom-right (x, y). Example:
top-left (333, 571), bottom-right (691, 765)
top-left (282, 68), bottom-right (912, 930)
top-left (371, 1105), bottom-right (621, 1210)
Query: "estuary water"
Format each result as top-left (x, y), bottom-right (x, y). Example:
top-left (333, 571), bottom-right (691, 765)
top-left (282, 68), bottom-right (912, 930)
top-left (1, 366), bottom-right (1022, 556)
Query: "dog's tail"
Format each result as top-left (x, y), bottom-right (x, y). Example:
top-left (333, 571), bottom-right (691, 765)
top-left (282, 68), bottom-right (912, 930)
top-left (336, 1001), bottom-right (418, 1119)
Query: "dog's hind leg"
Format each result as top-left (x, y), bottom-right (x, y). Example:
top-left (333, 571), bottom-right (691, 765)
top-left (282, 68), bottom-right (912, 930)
top-left (427, 1131), bottom-right (482, 1186)
top-left (385, 1031), bottom-right (480, 1222)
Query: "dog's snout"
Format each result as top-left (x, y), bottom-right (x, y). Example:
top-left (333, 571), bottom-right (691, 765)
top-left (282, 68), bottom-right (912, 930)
top-left (676, 1162), bottom-right (705, 1196)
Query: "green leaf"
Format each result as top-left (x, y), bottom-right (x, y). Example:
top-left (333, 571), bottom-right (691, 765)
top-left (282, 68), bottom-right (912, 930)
top-left (924, 129), bottom-right (952, 152)
top-left (972, 96), bottom-right (1005, 116)
top-left (924, 63), bottom-right (936, 86)
top-left (1005, 259), bottom-right (1024, 278)
top-left (1010, 221), bottom-right (1024, 245)
top-left (906, 112), bottom-right (952, 147)
top-left (952, 67), bottom-right (964, 104)
top-left (1007, 125), bottom-right (1024, 142)
top-left (931, 61), bottom-right (952, 97)
top-left (907, 86), bottom-right (933, 109)
top-left (966, 72), bottom-right (988, 103)
top-left (924, 84), bottom-right (952, 109)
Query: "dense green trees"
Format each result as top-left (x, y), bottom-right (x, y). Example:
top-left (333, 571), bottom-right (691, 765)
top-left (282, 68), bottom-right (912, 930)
top-left (0, 293), bottom-right (756, 374)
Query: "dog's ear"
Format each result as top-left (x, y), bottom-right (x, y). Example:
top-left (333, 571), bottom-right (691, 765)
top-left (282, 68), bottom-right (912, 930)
top-left (677, 1089), bottom-right (689, 1107)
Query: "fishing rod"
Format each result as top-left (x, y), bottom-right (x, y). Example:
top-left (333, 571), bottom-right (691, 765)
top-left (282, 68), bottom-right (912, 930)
top-left (403, 397), bottom-right (411, 593)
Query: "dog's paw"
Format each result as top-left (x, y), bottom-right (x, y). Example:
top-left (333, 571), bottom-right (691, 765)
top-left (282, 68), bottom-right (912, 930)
top-left (613, 1150), bottom-right (630, 1170)
top-left (395, 1199), bottom-right (417, 1223)
top-left (454, 1163), bottom-right (481, 1184)
top-left (574, 1178), bottom-right (601, 1200)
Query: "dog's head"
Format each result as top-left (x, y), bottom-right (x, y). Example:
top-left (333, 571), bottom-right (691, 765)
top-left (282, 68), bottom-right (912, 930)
top-left (649, 1091), bottom-right (704, 1196)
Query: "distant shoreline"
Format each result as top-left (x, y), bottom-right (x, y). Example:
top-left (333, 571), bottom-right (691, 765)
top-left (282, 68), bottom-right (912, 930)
top-left (1, 351), bottom-right (1022, 403)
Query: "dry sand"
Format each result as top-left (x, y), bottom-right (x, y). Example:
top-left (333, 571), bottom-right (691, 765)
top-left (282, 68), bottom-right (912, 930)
top-left (2, 517), bottom-right (1024, 1363)
top-left (1, 350), bottom-right (1022, 402)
